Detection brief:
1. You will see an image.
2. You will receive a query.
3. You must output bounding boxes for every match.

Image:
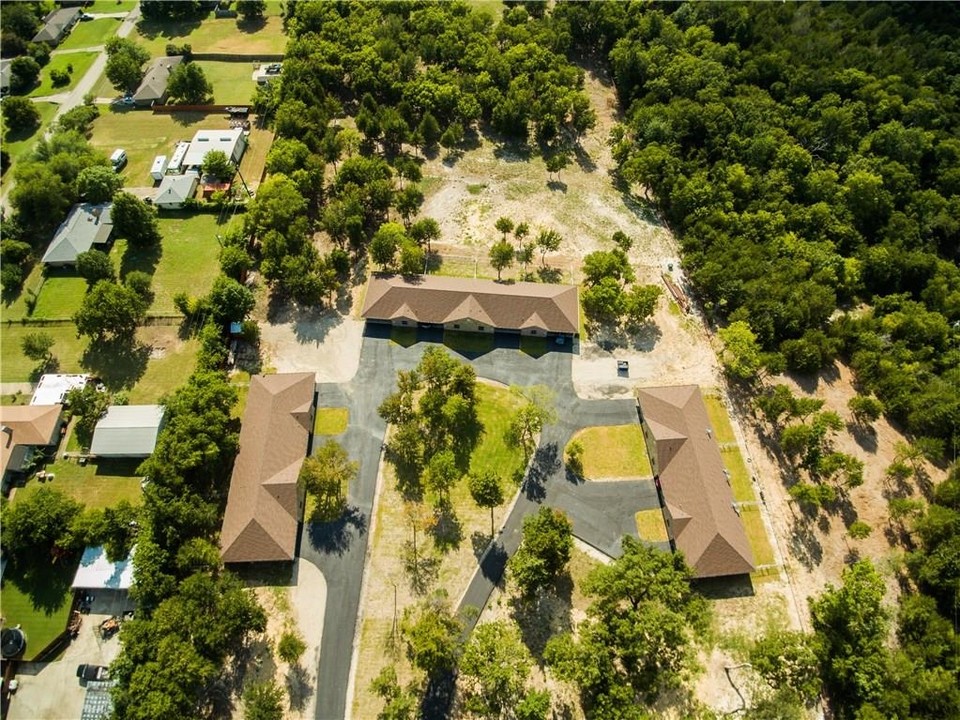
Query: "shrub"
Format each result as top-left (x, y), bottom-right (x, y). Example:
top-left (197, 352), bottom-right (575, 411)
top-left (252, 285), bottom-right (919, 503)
top-left (50, 68), bottom-right (70, 87)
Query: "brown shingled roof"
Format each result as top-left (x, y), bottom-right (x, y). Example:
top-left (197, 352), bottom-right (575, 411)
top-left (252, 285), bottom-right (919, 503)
top-left (361, 274), bottom-right (579, 334)
top-left (0, 405), bottom-right (63, 476)
top-left (637, 386), bottom-right (754, 578)
top-left (220, 373), bottom-right (315, 563)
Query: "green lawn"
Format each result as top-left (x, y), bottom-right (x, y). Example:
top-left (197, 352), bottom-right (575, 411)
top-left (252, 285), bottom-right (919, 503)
top-left (0, 325), bottom-right (90, 382)
top-left (133, 13), bottom-right (287, 56)
top-left (0, 561), bottom-right (75, 661)
top-left (110, 213), bottom-right (226, 314)
top-left (703, 394), bottom-right (737, 444)
top-left (124, 331), bottom-right (199, 404)
top-left (314, 407), bottom-right (349, 436)
top-left (57, 18), bottom-right (121, 50)
top-left (1, 102), bottom-right (59, 189)
top-left (28, 52), bottom-right (99, 98)
top-left (390, 326), bottom-right (417, 347)
top-left (88, 110), bottom-right (234, 185)
top-left (635, 508), bottom-right (668, 542)
top-left (741, 506), bottom-right (776, 567)
top-left (570, 424), bottom-right (653, 479)
top-left (13, 458), bottom-right (143, 509)
top-left (467, 383), bottom-right (527, 482)
top-left (193, 60), bottom-right (257, 104)
top-left (29, 273), bottom-right (87, 320)
top-left (721, 445), bottom-right (754, 503)
top-left (86, 0), bottom-right (137, 11)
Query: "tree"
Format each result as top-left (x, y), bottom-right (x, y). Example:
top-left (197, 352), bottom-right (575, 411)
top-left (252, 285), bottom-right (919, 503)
top-left (468, 470), bottom-right (504, 537)
top-left (9, 56), bottom-right (40, 94)
top-left (277, 630), bottom-right (306, 665)
top-left (77, 165), bottom-right (122, 203)
top-left (718, 320), bottom-right (763, 381)
top-left (76, 249), bottom-right (116, 286)
top-left (398, 239), bottom-right (425, 275)
top-left (207, 274), bottom-right (255, 326)
top-left (2, 96), bottom-right (40, 133)
top-left (623, 284), bottom-right (662, 329)
top-left (401, 594), bottom-right (462, 677)
top-left (546, 538), bottom-right (706, 711)
top-left (21, 331), bottom-right (55, 364)
top-left (489, 240), bottom-right (515, 280)
top-left (545, 152), bottom-right (571, 181)
top-left (66, 383), bottom-right (111, 450)
top-left (535, 229), bottom-right (562, 267)
top-left (201, 150), bottom-right (233, 182)
top-left (582, 249), bottom-right (634, 287)
top-left (0, 486), bottom-right (83, 562)
top-left (810, 560), bottom-right (889, 712)
top-left (749, 629), bottom-right (822, 704)
top-left (74, 280), bottom-right (146, 343)
top-left (417, 112), bottom-right (441, 149)
top-left (460, 621), bottom-right (534, 718)
top-left (848, 520), bottom-right (872, 540)
top-left (370, 222), bottom-right (406, 269)
top-left (395, 185), bottom-right (424, 227)
top-left (299, 441), bottom-right (357, 519)
top-left (495, 216), bottom-right (515, 240)
top-left (219, 245), bottom-right (252, 281)
top-left (508, 507), bottom-right (573, 600)
top-left (236, 0), bottom-right (267, 21)
top-left (439, 122), bottom-right (463, 153)
top-left (166, 62), bottom-right (212, 104)
top-left (242, 680), bottom-right (284, 720)
top-left (370, 666), bottom-right (417, 720)
top-left (611, 230), bottom-right (633, 252)
top-left (507, 387), bottom-right (557, 457)
top-left (112, 192), bottom-right (161, 247)
top-left (424, 449), bottom-right (459, 503)
top-left (409, 217), bottom-right (441, 253)
top-left (104, 38), bottom-right (149, 92)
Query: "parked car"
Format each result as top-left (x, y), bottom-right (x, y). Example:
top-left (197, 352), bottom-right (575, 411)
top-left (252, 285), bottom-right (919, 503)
top-left (76, 664), bottom-right (110, 682)
top-left (110, 149), bottom-right (127, 172)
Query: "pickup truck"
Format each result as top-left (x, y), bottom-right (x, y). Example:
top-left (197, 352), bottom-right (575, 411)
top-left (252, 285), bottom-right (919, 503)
top-left (76, 664), bottom-right (110, 682)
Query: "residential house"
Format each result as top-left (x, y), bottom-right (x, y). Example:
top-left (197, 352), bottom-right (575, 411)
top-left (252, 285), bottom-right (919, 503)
top-left (0, 404), bottom-right (63, 491)
top-left (361, 274), bottom-right (579, 338)
top-left (40, 203), bottom-right (113, 267)
top-left (636, 385), bottom-right (754, 578)
top-left (220, 374), bottom-right (315, 564)
top-left (153, 172), bottom-right (199, 210)
top-left (183, 128), bottom-right (247, 169)
top-left (31, 374), bottom-right (89, 406)
top-left (132, 56), bottom-right (184, 107)
top-left (89, 405), bottom-right (166, 458)
top-left (32, 7), bottom-right (83, 45)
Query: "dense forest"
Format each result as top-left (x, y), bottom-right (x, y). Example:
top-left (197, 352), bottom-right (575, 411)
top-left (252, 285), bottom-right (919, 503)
top-left (554, 1), bottom-right (959, 456)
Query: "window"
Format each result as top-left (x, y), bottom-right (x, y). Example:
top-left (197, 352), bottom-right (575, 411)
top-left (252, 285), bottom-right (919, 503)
top-left (400, 321), bottom-right (408, 326)
top-left (453, 324), bottom-right (460, 329)
top-left (478, 326), bottom-right (485, 331)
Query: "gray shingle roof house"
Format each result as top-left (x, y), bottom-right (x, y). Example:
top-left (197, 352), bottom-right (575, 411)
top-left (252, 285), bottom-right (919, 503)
top-left (362, 274), bottom-right (580, 336)
top-left (133, 56), bottom-right (184, 107)
top-left (41, 203), bottom-right (113, 266)
top-left (636, 385), bottom-right (754, 578)
top-left (220, 373), bottom-right (315, 564)
top-left (0, 404), bottom-right (63, 489)
top-left (89, 405), bottom-right (166, 457)
top-left (32, 7), bottom-right (82, 45)
top-left (153, 173), bottom-right (198, 209)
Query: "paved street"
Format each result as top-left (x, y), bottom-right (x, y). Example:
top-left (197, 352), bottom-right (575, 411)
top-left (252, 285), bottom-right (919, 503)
top-left (301, 329), bottom-right (661, 720)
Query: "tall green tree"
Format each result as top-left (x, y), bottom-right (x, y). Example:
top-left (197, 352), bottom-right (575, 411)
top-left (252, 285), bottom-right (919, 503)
top-left (401, 593), bottom-right (462, 678)
top-left (74, 280), bottom-right (147, 343)
top-left (460, 621), bottom-right (534, 717)
top-left (508, 507), bottom-right (572, 600)
top-left (112, 191), bottom-right (162, 247)
top-left (468, 470), bottom-right (504, 537)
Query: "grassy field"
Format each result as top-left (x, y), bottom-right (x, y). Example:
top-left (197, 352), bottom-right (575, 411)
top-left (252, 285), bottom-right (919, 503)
top-left (133, 13), bottom-right (286, 56)
top-left (741, 506), bottom-right (776, 567)
top-left (29, 273), bottom-right (87, 320)
top-left (110, 213), bottom-right (225, 314)
top-left (721, 445), bottom-right (754, 503)
top-left (87, 0), bottom-right (137, 11)
top-left (570, 424), bottom-right (653, 479)
top-left (0, 561), bottom-right (75, 661)
top-left (635, 508), bottom-right (669, 542)
top-left (88, 110), bottom-right (234, 185)
top-left (314, 407), bottom-right (349, 436)
top-left (0, 325), bottom-right (90, 382)
top-left (703, 393), bottom-right (737, 444)
top-left (238, 124), bottom-right (274, 186)
top-left (28, 52), bottom-right (99, 98)
top-left (193, 60), bottom-right (257, 104)
top-left (1, 102), bottom-right (59, 190)
top-left (58, 18), bottom-right (121, 50)
top-left (124, 330), bottom-right (199, 403)
top-left (468, 383), bottom-right (527, 481)
top-left (12, 458), bottom-right (143, 509)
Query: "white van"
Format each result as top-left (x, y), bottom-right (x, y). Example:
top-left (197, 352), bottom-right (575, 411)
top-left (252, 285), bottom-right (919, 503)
top-left (110, 149), bottom-right (127, 172)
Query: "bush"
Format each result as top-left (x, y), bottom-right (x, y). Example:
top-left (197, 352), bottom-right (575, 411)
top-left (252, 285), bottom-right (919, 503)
top-left (165, 42), bottom-right (192, 57)
top-left (50, 68), bottom-right (70, 87)
top-left (240, 319), bottom-right (260, 344)
top-left (1, 264), bottom-right (24, 292)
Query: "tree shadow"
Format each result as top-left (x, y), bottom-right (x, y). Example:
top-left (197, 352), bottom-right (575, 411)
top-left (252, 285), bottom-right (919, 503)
top-left (572, 142), bottom-right (597, 173)
top-left (134, 17), bottom-right (203, 42)
top-left (402, 541), bottom-right (440, 596)
top-left (119, 239), bottom-right (162, 279)
top-left (3, 552), bottom-right (76, 616)
top-left (478, 540), bottom-right (508, 584)
top-left (847, 421), bottom-right (878, 453)
top-left (420, 671), bottom-right (456, 720)
top-left (429, 501), bottom-right (463, 553)
top-left (81, 339), bottom-right (150, 391)
top-left (285, 664), bottom-right (313, 711)
top-left (237, 16), bottom-right (268, 33)
top-left (537, 266), bottom-right (563, 284)
top-left (306, 505), bottom-right (366, 555)
top-left (470, 530), bottom-right (492, 560)
top-left (788, 517), bottom-right (823, 570)
top-left (610, 177), bottom-right (666, 228)
top-left (546, 179), bottom-right (568, 193)
top-left (523, 442), bottom-right (560, 501)
top-left (509, 576), bottom-right (573, 661)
